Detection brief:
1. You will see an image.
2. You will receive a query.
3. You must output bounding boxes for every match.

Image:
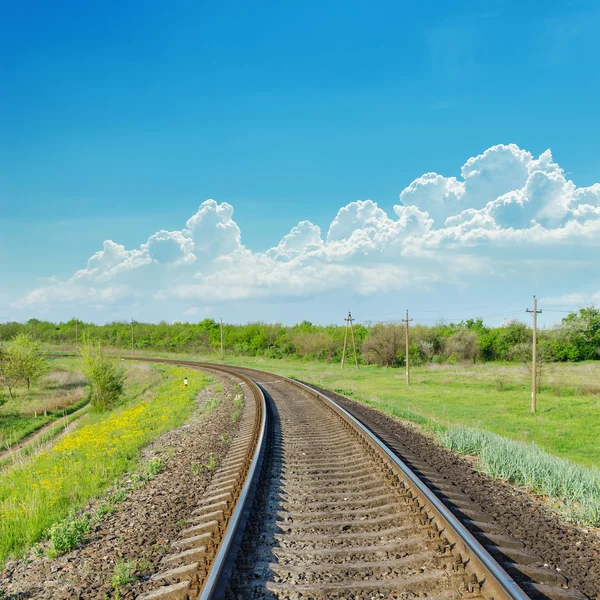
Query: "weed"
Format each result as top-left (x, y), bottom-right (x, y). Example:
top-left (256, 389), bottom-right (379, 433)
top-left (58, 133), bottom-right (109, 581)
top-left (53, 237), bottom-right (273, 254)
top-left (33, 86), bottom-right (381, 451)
top-left (334, 388), bottom-right (355, 396)
top-left (146, 457), bottom-right (165, 476)
top-left (207, 453), bottom-right (217, 470)
top-left (112, 559), bottom-right (137, 589)
top-left (95, 503), bottom-right (115, 520)
top-left (219, 432), bottom-right (231, 444)
top-left (231, 393), bottom-right (245, 423)
top-left (110, 489), bottom-right (127, 504)
top-left (47, 514), bottom-right (91, 557)
top-left (137, 558), bottom-right (153, 573)
top-left (176, 519), bottom-right (188, 527)
top-left (191, 462), bottom-right (202, 475)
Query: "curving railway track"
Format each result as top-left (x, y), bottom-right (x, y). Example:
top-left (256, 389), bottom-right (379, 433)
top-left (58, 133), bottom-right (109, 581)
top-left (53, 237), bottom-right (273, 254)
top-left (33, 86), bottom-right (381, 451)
top-left (120, 358), bottom-right (588, 600)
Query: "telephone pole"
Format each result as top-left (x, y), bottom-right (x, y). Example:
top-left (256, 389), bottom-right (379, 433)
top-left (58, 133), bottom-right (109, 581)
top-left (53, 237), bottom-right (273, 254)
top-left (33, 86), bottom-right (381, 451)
top-left (341, 313), bottom-right (349, 369)
top-left (131, 318), bottom-right (135, 353)
top-left (402, 310), bottom-right (413, 385)
top-left (220, 317), bottom-right (224, 361)
top-left (526, 296), bottom-right (542, 413)
top-left (341, 312), bottom-right (358, 369)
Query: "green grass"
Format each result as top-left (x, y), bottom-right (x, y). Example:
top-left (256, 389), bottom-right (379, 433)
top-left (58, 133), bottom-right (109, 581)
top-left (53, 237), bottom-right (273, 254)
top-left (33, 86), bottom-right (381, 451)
top-left (0, 357), bottom-right (86, 448)
top-left (84, 349), bottom-right (600, 468)
top-left (211, 356), bottom-right (600, 468)
top-left (440, 425), bottom-right (600, 525)
top-left (45, 349), bottom-right (600, 525)
top-left (0, 365), bottom-right (209, 564)
top-left (0, 359), bottom-right (162, 453)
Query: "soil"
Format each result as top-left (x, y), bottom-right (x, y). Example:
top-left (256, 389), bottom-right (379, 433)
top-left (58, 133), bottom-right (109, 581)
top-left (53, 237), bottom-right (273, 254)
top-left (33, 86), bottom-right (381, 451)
top-left (0, 371), bottom-right (245, 600)
top-left (305, 383), bottom-right (600, 600)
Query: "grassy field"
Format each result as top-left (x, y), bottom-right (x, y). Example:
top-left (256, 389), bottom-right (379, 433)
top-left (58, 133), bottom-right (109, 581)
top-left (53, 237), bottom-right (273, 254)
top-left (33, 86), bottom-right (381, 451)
top-left (99, 350), bottom-right (600, 469)
top-left (0, 364), bottom-right (208, 564)
top-left (0, 356), bottom-right (87, 449)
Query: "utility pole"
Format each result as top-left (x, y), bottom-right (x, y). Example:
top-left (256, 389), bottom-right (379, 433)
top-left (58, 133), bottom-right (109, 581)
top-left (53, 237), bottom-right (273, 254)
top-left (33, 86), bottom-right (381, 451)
top-left (220, 317), bottom-right (224, 361)
top-left (341, 312), bottom-right (358, 369)
top-left (75, 319), bottom-right (78, 349)
top-left (402, 310), bottom-right (413, 385)
top-left (349, 313), bottom-right (359, 369)
top-left (131, 318), bottom-right (135, 353)
top-left (341, 312), bottom-right (350, 369)
top-left (526, 296), bottom-right (542, 413)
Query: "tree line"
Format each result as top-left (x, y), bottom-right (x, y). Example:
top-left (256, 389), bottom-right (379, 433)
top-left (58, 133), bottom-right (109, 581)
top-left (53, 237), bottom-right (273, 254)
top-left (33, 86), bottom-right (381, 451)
top-left (1, 307), bottom-right (599, 367)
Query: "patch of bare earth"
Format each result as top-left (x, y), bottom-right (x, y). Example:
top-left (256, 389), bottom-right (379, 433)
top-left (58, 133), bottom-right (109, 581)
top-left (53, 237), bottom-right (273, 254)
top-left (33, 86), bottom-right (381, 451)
top-left (1, 371), bottom-right (245, 600)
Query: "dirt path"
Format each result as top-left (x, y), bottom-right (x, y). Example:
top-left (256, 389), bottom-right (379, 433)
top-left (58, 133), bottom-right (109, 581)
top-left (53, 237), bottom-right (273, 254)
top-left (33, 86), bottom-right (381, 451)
top-left (0, 371), bottom-right (246, 600)
top-left (0, 403), bottom-right (90, 467)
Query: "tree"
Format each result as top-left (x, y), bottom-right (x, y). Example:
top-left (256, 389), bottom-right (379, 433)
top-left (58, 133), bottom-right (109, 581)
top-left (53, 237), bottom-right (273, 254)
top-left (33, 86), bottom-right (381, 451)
top-left (0, 349), bottom-right (21, 399)
top-left (362, 324), bottom-right (404, 367)
top-left (9, 333), bottom-right (50, 390)
top-left (0, 334), bottom-right (49, 397)
top-left (80, 341), bottom-right (126, 411)
top-left (444, 330), bottom-right (480, 363)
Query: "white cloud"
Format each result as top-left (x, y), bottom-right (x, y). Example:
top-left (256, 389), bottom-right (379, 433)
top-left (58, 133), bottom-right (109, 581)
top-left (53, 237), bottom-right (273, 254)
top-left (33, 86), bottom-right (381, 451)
top-left (13, 144), bottom-right (600, 319)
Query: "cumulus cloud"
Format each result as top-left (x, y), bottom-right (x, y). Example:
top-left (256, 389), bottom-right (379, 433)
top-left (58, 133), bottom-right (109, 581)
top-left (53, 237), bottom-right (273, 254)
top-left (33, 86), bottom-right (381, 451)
top-left (14, 144), bottom-right (600, 317)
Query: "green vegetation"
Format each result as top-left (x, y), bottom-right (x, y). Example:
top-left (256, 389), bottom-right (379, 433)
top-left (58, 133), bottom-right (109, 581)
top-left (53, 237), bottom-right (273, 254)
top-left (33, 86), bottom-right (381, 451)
top-left (440, 426), bottom-right (600, 525)
top-left (207, 453), bottom-right (217, 470)
top-left (2, 306), bottom-right (599, 365)
top-left (111, 559), bottom-right (137, 590)
top-left (79, 341), bottom-right (126, 411)
top-left (175, 355), bottom-right (599, 469)
top-left (0, 357), bottom-right (87, 449)
top-left (0, 365), bottom-right (208, 564)
top-left (0, 334), bottom-right (49, 400)
top-left (47, 514), bottom-right (91, 557)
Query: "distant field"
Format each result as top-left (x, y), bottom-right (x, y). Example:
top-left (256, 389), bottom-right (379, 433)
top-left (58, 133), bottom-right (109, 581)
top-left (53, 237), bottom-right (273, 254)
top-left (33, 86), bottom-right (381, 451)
top-left (94, 349), bottom-right (600, 469)
top-left (0, 357), bottom-right (87, 449)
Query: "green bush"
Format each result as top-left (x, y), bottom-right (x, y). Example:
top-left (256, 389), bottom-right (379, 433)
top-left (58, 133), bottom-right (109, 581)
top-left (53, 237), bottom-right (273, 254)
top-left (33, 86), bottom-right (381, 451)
top-left (47, 514), bottom-right (91, 557)
top-left (79, 341), bottom-right (126, 411)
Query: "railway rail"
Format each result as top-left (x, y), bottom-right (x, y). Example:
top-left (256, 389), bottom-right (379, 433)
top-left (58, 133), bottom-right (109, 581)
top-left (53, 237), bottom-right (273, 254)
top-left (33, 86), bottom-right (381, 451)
top-left (102, 357), bottom-right (588, 600)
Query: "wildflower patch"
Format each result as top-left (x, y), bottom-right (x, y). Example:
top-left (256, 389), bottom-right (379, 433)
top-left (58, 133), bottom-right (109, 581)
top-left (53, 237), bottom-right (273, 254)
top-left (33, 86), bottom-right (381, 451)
top-left (0, 365), bottom-right (207, 564)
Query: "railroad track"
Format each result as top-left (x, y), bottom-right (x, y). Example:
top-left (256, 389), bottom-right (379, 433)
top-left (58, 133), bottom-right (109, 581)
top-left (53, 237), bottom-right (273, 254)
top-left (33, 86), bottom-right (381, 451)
top-left (99, 357), bottom-right (588, 600)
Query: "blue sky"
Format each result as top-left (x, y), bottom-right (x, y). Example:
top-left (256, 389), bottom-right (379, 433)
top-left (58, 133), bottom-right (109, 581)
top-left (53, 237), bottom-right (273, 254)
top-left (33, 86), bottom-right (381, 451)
top-left (1, 0), bottom-right (600, 326)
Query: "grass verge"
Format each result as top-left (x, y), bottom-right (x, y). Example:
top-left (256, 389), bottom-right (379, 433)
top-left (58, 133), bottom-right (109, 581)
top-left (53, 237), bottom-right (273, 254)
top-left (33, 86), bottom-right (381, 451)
top-left (440, 425), bottom-right (600, 526)
top-left (0, 365), bottom-right (208, 565)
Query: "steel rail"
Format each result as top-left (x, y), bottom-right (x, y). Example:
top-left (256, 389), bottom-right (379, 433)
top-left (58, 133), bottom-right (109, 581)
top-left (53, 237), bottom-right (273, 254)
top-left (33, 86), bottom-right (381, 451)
top-left (119, 357), bottom-right (269, 600)
top-left (291, 378), bottom-right (530, 600)
top-left (202, 363), bottom-right (530, 600)
top-left (196, 368), bottom-right (267, 600)
top-left (49, 353), bottom-right (527, 599)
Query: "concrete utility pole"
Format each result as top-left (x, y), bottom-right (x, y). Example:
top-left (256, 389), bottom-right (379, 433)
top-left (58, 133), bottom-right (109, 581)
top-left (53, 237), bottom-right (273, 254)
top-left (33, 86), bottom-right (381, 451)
top-left (526, 296), bottom-right (542, 413)
top-left (220, 317), bottom-right (224, 361)
top-left (131, 318), bottom-right (135, 353)
top-left (341, 312), bottom-right (358, 370)
top-left (402, 310), bottom-right (413, 385)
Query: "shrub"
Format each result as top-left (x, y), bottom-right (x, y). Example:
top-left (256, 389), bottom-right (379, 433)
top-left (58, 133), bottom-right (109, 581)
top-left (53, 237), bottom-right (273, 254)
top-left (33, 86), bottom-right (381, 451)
top-left (112, 559), bottom-right (137, 589)
top-left (79, 341), bottom-right (126, 411)
top-left (47, 514), bottom-right (91, 557)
